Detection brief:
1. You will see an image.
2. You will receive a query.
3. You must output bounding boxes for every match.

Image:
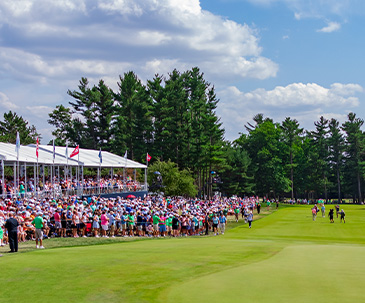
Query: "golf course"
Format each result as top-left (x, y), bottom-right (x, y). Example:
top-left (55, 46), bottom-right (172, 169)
top-left (1, 204), bottom-right (365, 303)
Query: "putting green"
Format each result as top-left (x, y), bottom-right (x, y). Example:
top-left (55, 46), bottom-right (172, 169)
top-left (1, 204), bottom-right (364, 303)
top-left (166, 244), bottom-right (365, 303)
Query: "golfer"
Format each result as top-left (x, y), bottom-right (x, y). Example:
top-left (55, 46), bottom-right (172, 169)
top-left (340, 209), bottom-right (346, 223)
top-left (328, 209), bottom-right (334, 223)
top-left (247, 211), bottom-right (253, 228)
top-left (311, 207), bottom-right (317, 221)
top-left (321, 204), bottom-right (325, 217)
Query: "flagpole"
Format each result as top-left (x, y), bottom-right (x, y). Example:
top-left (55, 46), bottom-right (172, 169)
top-left (52, 139), bottom-right (55, 199)
top-left (37, 156), bottom-right (39, 199)
top-left (13, 162), bottom-right (16, 199)
top-left (66, 143), bottom-right (68, 198)
top-left (145, 153), bottom-right (148, 192)
top-left (1, 160), bottom-right (4, 199)
top-left (99, 148), bottom-right (101, 195)
top-left (124, 150), bottom-right (127, 192)
top-left (24, 164), bottom-right (27, 198)
top-left (77, 151), bottom-right (80, 197)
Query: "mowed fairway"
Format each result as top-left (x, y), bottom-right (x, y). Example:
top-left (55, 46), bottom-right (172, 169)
top-left (1, 205), bottom-right (365, 303)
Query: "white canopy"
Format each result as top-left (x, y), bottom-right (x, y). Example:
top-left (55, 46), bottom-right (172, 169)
top-left (33, 145), bottom-right (147, 169)
top-left (0, 143), bottom-right (147, 169)
top-left (0, 142), bottom-right (81, 166)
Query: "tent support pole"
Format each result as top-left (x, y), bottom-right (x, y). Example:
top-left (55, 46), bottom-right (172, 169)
top-left (1, 160), bottom-right (4, 199)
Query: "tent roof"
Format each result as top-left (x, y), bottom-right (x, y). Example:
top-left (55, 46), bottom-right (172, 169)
top-left (0, 142), bottom-right (80, 166)
top-left (32, 145), bottom-right (147, 169)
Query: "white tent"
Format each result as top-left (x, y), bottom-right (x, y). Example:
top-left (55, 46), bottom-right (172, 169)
top-left (0, 143), bottom-right (148, 198)
top-left (31, 145), bottom-right (147, 169)
top-left (0, 142), bottom-right (81, 166)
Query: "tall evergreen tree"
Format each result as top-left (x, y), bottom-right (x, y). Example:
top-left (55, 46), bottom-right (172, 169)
top-left (0, 111), bottom-right (40, 144)
top-left (113, 71), bottom-right (153, 161)
top-left (328, 118), bottom-right (344, 202)
top-left (342, 113), bottom-right (365, 203)
top-left (309, 116), bottom-right (329, 200)
top-left (281, 117), bottom-right (303, 199)
top-left (47, 104), bottom-right (73, 146)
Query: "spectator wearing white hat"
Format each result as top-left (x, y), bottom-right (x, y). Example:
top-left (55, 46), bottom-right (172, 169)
top-left (31, 212), bottom-right (45, 249)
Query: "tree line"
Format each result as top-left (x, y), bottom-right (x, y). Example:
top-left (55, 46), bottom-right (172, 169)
top-left (1, 67), bottom-right (365, 201)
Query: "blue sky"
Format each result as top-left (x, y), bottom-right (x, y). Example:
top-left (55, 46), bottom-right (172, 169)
top-left (0, 0), bottom-right (364, 144)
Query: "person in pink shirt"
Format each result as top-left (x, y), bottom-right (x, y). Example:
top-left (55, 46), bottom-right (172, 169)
top-left (100, 211), bottom-right (109, 238)
top-left (53, 208), bottom-right (62, 237)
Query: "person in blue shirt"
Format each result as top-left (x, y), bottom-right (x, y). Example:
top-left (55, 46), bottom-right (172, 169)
top-left (212, 214), bottom-right (219, 235)
top-left (219, 214), bottom-right (227, 234)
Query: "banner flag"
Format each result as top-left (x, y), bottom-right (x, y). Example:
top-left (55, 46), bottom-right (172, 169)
top-left (70, 145), bottom-right (79, 158)
top-left (15, 132), bottom-right (20, 159)
top-left (53, 139), bottom-right (55, 160)
top-left (99, 148), bottom-right (102, 163)
top-left (36, 137), bottom-right (39, 158)
top-left (146, 153), bottom-right (151, 162)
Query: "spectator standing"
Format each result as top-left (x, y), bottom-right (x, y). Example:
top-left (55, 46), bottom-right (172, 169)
top-left (212, 214), bottom-right (219, 235)
top-left (5, 212), bottom-right (18, 252)
top-left (31, 212), bottom-right (45, 249)
top-left (54, 208), bottom-right (62, 237)
top-left (0, 224), bottom-right (4, 247)
top-left (219, 213), bottom-right (226, 235)
top-left (100, 211), bottom-right (109, 238)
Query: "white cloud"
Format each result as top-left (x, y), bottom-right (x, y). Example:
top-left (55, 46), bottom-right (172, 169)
top-left (217, 82), bottom-right (363, 141)
top-left (224, 83), bottom-right (361, 108)
top-left (317, 21), bottom-right (341, 33)
top-left (247, 0), bottom-right (365, 19)
top-left (0, 92), bottom-right (19, 110)
top-left (25, 106), bottom-right (54, 119)
top-left (0, 0), bottom-right (277, 82)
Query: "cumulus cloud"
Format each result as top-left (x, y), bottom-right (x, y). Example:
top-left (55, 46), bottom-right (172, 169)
top-left (225, 83), bottom-right (361, 108)
top-left (0, 0), bottom-right (277, 82)
top-left (0, 92), bottom-right (19, 110)
top-left (25, 105), bottom-right (54, 119)
top-left (317, 21), bottom-right (341, 33)
top-left (217, 82), bottom-right (363, 141)
top-left (246, 0), bottom-right (364, 19)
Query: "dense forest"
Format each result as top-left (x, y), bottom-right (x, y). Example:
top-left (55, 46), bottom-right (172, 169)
top-left (1, 67), bottom-right (365, 201)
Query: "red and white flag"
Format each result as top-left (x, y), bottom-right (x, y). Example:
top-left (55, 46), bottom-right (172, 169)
top-left (36, 137), bottom-right (39, 158)
top-left (146, 153), bottom-right (151, 162)
top-left (70, 145), bottom-right (79, 158)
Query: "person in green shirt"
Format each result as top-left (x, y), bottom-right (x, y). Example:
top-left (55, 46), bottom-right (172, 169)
top-left (32, 213), bottom-right (45, 249)
top-left (234, 207), bottom-right (240, 222)
top-left (152, 213), bottom-right (160, 237)
top-left (127, 212), bottom-right (135, 237)
top-left (0, 226), bottom-right (4, 247)
top-left (166, 215), bottom-right (173, 236)
top-left (19, 182), bottom-right (25, 198)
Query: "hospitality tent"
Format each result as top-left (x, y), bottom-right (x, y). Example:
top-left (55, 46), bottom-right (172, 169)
top-left (31, 145), bottom-right (147, 169)
top-left (0, 142), bottom-right (81, 166)
top-left (0, 143), bottom-right (148, 198)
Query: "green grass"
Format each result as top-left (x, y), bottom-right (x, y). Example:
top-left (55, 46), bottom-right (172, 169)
top-left (1, 205), bottom-right (364, 303)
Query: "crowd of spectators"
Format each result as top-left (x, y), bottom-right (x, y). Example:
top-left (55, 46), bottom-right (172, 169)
top-left (0, 175), bottom-right (142, 199)
top-left (0, 195), bottom-right (260, 249)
